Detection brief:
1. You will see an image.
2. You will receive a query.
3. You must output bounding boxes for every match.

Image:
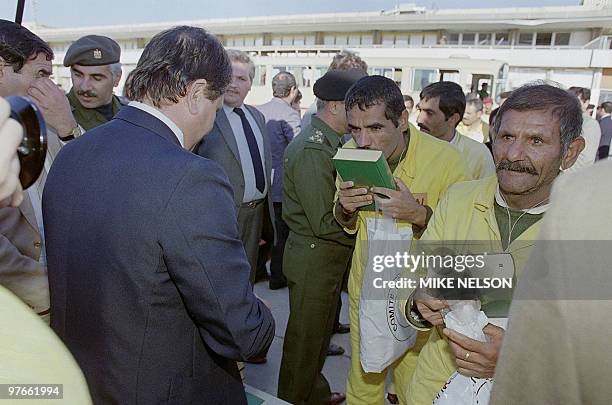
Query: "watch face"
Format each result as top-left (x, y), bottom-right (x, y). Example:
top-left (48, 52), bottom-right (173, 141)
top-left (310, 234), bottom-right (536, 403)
top-left (6, 96), bottom-right (48, 189)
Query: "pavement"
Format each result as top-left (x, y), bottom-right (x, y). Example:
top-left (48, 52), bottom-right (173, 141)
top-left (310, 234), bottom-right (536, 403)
top-left (244, 280), bottom-right (396, 404)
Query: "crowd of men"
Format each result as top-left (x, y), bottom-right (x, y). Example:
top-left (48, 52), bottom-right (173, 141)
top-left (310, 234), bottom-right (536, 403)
top-left (1, 17), bottom-right (611, 405)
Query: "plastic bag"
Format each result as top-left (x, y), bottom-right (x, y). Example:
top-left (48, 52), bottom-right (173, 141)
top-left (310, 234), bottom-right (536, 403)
top-left (358, 199), bottom-right (417, 373)
top-left (433, 300), bottom-right (493, 405)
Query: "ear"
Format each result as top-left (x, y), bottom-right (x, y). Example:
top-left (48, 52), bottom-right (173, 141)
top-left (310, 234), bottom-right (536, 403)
top-left (448, 112), bottom-right (462, 128)
top-left (330, 101), bottom-right (342, 116)
top-left (398, 109), bottom-right (409, 132)
top-left (0, 56), bottom-right (5, 80)
top-left (186, 79), bottom-right (208, 115)
top-left (112, 69), bottom-right (122, 87)
top-left (561, 136), bottom-right (585, 170)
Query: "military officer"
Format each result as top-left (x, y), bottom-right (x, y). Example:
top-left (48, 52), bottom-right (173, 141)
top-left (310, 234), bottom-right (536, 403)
top-left (278, 69), bottom-right (366, 405)
top-left (63, 35), bottom-right (127, 134)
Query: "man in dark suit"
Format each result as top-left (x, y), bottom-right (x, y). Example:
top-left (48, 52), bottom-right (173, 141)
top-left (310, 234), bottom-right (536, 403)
top-left (196, 49), bottom-right (274, 285)
top-left (43, 26), bottom-right (275, 404)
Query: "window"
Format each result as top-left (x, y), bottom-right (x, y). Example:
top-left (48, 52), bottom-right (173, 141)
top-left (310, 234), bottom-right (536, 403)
top-left (336, 35), bottom-right (348, 45)
top-left (395, 34), bottom-right (409, 46)
top-left (323, 35), bottom-right (335, 45)
top-left (281, 36), bottom-right (293, 46)
top-left (554, 33), bottom-right (571, 46)
top-left (271, 36), bottom-right (281, 46)
top-left (448, 33), bottom-right (460, 45)
top-left (361, 35), bottom-right (373, 45)
top-left (253, 65), bottom-right (266, 86)
top-left (494, 33), bottom-right (509, 46)
top-left (382, 34), bottom-right (395, 46)
top-left (535, 32), bottom-right (553, 47)
top-left (348, 35), bottom-right (361, 45)
top-left (518, 33), bottom-right (534, 46)
top-left (294, 36), bottom-right (305, 46)
top-left (462, 33), bottom-right (475, 45)
top-left (478, 33), bottom-right (492, 46)
top-left (412, 69), bottom-right (438, 92)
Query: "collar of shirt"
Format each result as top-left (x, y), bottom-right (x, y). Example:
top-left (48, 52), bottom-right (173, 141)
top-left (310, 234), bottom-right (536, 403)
top-left (223, 103), bottom-right (246, 117)
top-left (450, 130), bottom-right (459, 145)
top-left (495, 185), bottom-right (550, 214)
top-left (128, 101), bottom-right (185, 147)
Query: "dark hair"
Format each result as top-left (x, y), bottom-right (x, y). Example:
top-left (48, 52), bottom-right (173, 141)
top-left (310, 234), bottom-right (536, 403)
top-left (499, 91), bottom-right (512, 100)
top-left (0, 19), bottom-right (53, 73)
top-left (124, 26), bottom-right (231, 107)
top-left (419, 81), bottom-right (466, 122)
top-left (602, 101), bottom-right (612, 114)
top-left (329, 50), bottom-right (368, 72)
top-left (272, 71), bottom-right (296, 98)
top-left (568, 86), bottom-right (591, 103)
top-left (493, 82), bottom-right (583, 155)
top-left (345, 75), bottom-right (404, 127)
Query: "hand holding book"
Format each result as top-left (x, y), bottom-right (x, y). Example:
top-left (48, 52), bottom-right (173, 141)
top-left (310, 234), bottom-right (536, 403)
top-left (371, 177), bottom-right (428, 227)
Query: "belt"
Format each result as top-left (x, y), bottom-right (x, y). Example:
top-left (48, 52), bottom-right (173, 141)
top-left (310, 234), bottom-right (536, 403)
top-left (241, 198), bottom-right (265, 209)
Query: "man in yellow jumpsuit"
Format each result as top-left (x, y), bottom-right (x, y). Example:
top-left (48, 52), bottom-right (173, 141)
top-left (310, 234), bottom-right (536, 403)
top-left (334, 75), bottom-right (469, 404)
top-left (403, 83), bottom-right (585, 404)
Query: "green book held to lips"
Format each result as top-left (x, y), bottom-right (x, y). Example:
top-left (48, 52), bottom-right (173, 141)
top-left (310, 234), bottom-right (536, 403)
top-left (332, 148), bottom-right (397, 211)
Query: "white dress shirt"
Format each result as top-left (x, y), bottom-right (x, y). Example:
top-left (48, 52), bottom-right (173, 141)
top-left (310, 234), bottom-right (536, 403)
top-left (223, 104), bottom-right (267, 202)
top-left (129, 101), bottom-right (185, 147)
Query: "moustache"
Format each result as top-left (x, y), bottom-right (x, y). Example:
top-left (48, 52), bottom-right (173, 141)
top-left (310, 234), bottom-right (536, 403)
top-left (418, 123), bottom-right (430, 133)
top-left (496, 160), bottom-right (538, 175)
top-left (77, 90), bottom-right (97, 98)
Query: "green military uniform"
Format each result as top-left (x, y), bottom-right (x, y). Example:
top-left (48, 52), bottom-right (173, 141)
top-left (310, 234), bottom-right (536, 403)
top-left (278, 115), bottom-right (355, 405)
top-left (67, 89), bottom-right (125, 131)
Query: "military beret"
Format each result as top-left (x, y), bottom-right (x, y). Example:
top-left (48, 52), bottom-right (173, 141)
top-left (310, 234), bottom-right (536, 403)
top-left (63, 35), bottom-right (121, 67)
top-left (314, 69), bottom-right (367, 101)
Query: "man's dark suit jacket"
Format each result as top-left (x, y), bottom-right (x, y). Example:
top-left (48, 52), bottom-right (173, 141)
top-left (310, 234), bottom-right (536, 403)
top-left (196, 106), bottom-right (275, 243)
top-left (42, 106), bottom-right (275, 404)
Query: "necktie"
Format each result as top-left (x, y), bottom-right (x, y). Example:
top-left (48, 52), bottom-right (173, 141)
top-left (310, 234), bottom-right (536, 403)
top-left (234, 107), bottom-right (265, 193)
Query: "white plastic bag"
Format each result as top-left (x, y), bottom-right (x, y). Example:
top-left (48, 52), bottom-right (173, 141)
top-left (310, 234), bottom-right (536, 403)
top-left (359, 201), bottom-right (416, 373)
top-left (433, 300), bottom-right (493, 405)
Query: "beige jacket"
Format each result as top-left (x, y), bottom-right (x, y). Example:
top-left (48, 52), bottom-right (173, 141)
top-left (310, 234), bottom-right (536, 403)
top-left (491, 160), bottom-right (612, 404)
top-left (0, 129), bottom-right (62, 319)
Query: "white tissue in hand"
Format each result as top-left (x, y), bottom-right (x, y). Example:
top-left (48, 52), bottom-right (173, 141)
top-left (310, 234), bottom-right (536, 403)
top-left (444, 300), bottom-right (489, 342)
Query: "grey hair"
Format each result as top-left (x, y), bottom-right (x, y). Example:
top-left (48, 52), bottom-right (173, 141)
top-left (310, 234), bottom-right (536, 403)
top-left (466, 98), bottom-right (483, 112)
top-left (225, 49), bottom-right (255, 81)
top-left (109, 62), bottom-right (122, 81)
top-left (493, 81), bottom-right (583, 155)
top-left (272, 71), bottom-right (296, 98)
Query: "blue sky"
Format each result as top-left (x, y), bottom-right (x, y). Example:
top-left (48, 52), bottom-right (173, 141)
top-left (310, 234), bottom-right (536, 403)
top-left (1, 0), bottom-right (578, 27)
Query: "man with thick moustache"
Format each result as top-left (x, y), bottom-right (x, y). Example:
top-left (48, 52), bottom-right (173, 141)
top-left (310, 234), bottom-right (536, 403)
top-left (404, 84), bottom-right (584, 404)
top-left (43, 27), bottom-right (274, 404)
top-left (63, 35), bottom-right (128, 132)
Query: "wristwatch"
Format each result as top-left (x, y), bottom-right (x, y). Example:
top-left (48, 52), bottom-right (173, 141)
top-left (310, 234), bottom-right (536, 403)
top-left (60, 125), bottom-right (83, 141)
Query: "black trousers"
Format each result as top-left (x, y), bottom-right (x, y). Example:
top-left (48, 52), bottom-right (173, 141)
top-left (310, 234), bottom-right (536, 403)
top-left (270, 202), bottom-right (289, 284)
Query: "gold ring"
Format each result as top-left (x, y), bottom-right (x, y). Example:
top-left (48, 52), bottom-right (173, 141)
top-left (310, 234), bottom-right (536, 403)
top-left (464, 351), bottom-right (471, 361)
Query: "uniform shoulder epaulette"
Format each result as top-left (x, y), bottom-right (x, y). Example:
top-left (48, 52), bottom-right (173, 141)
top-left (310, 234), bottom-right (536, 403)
top-left (304, 128), bottom-right (325, 145)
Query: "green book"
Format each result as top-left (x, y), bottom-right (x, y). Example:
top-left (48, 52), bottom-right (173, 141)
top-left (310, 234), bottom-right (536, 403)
top-left (332, 148), bottom-right (396, 211)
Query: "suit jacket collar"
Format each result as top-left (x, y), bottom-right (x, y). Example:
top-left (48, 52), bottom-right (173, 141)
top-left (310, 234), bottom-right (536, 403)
top-left (19, 193), bottom-right (38, 231)
top-left (216, 109), bottom-right (241, 163)
top-left (114, 106), bottom-right (182, 148)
